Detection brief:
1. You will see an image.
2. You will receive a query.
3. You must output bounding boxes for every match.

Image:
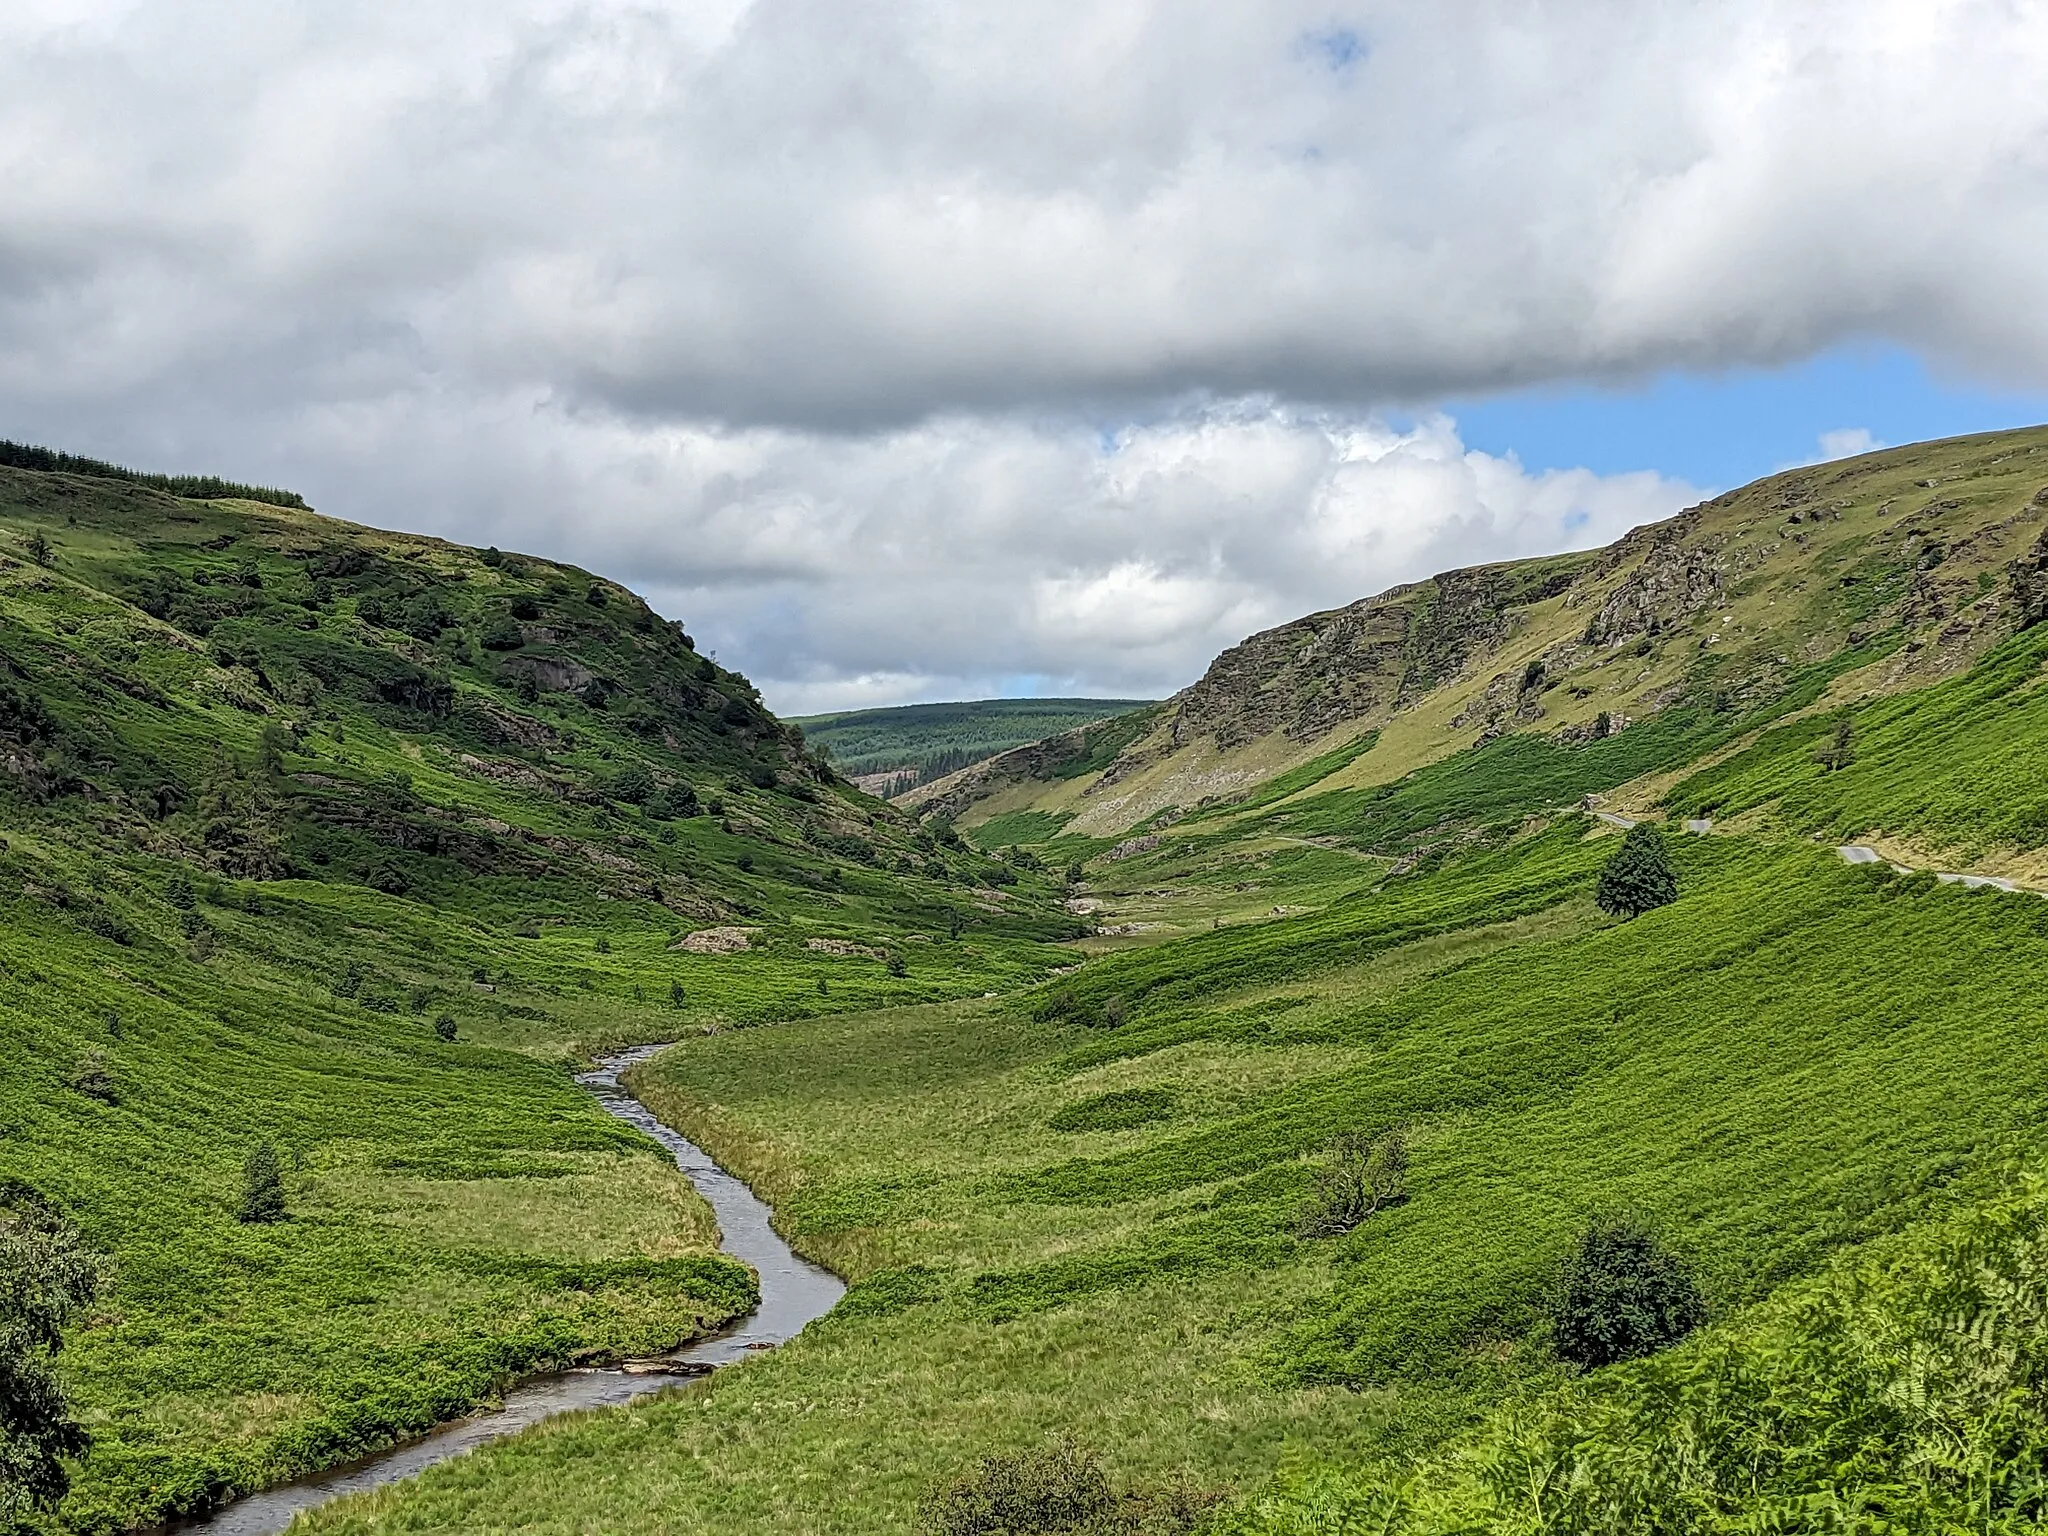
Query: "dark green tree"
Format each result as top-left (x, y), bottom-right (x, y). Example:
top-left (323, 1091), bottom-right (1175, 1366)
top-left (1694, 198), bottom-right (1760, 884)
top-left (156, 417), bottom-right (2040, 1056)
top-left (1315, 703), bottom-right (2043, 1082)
top-left (1595, 822), bottom-right (1678, 919)
top-left (239, 1140), bottom-right (287, 1224)
top-left (20, 530), bottom-right (52, 567)
top-left (433, 1014), bottom-right (457, 1042)
top-left (164, 871), bottom-right (195, 910)
top-left (1815, 714), bottom-right (1856, 772)
top-left (1549, 1217), bottom-right (1706, 1368)
top-left (0, 1203), bottom-right (105, 1524)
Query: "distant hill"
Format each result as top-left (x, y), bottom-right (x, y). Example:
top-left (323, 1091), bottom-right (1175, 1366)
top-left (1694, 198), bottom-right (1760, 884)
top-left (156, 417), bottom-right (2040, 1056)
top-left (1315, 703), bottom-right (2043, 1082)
top-left (791, 697), bottom-right (1153, 798)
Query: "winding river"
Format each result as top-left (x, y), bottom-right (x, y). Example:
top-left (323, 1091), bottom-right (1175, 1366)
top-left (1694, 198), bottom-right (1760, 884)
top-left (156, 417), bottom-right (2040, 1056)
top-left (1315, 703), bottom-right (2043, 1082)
top-left (165, 1044), bottom-right (845, 1536)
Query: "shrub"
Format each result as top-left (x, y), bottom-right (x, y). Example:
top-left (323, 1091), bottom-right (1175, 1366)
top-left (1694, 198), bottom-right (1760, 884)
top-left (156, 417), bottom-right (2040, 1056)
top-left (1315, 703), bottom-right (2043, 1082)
top-left (1100, 995), bottom-right (1128, 1029)
top-left (240, 1141), bottom-right (287, 1224)
top-left (886, 953), bottom-right (908, 978)
top-left (918, 1437), bottom-right (1215, 1536)
top-left (595, 936), bottom-right (611, 954)
top-left (917, 1437), bottom-right (1116, 1536)
top-left (1549, 1216), bottom-right (1706, 1369)
top-left (480, 614), bottom-right (523, 651)
top-left (608, 763), bottom-right (655, 804)
top-left (1298, 1129), bottom-right (1408, 1237)
top-left (1595, 822), bottom-right (1678, 919)
top-left (165, 871), bottom-right (195, 910)
top-left (669, 980), bottom-right (687, 1009)
top-left (1066, 862), bottom-right (1085, 884)
top-left (68, 1050), bottom-right (117, 1104)
top-left (433, 1014), bottom-right (457, 1042)
top-left (21, 529), bottom-right (53, 567)
top-left (332, 960), bottom-right (366, 999)
top-left (0, 1202), bottom-right (105, 1524)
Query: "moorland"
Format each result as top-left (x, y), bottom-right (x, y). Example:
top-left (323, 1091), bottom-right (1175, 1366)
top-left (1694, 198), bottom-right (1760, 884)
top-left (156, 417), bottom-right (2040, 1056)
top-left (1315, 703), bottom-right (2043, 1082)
top-left (9, 425), bottom-right (2048, 1533)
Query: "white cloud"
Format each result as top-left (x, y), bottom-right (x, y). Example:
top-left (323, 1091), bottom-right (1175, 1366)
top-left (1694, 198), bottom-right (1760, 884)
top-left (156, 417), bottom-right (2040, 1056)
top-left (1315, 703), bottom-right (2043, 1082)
top-left (1817, 427), bottom-right (1885, 461)
top-left (0, 1), bottom-right (2038, 705)
top-left (254, 397), bottom-right (1697, 711)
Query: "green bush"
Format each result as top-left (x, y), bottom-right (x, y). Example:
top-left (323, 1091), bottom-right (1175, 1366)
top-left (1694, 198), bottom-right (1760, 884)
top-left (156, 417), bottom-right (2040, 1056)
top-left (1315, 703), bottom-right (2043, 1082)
top-left (1548, 1217), bottom-right (1705, 1368)
top-left (0, 1202), bottom-right (106, 1525)
top-left (916, 1438), bottom-right (1116, 1535)
top-left (239, 1141), bottom-right (287, 1224)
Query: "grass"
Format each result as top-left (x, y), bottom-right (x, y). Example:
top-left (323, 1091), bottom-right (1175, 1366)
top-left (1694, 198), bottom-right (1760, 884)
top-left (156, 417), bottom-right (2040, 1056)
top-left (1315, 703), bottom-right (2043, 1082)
top-left (792, 699), bottom-right (1153, 790)
top-left (295, 822), bottom-right (2048, 1533)
top-left (0, 466), bottom-right (1081, 1531)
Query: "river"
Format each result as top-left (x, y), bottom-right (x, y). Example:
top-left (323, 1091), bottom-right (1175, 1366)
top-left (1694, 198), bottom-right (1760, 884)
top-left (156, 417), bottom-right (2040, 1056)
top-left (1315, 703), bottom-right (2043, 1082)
top-left (163, 1043), bottom-right (844, 1535)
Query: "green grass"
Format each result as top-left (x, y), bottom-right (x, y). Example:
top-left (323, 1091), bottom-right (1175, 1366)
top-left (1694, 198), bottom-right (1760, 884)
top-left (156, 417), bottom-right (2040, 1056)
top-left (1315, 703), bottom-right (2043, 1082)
top-left (0, 466), bottom-right (1082, 1530)
top-left (295, 825), bottom-right (2048, 1533)
top-left (1666, 623), bottom-right (2048, 854)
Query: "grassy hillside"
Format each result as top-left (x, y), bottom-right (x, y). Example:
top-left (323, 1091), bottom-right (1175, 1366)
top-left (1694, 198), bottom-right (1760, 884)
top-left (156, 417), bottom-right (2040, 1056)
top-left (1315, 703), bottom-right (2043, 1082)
top-left (0, 459), bottom-right (1077, 1530)
top-left (928, 426), bottom-right (2048, 842)
top-left (793, 698), bottom-right (1153, 796)
top-left (297, 817), bottom-right (2048, 1533)
top-left (17, 424), bottom-right (2048, 1535)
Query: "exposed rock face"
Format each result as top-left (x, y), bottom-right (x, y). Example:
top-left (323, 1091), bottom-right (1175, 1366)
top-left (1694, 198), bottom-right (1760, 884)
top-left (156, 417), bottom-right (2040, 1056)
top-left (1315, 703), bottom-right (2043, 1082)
top-left (672, 926), bottom-right (754, 954)
top-left (2008, 518), bottom-right (2048, 630)
top-left (1166, 555), bottom-right (1594, 753)
top-left (1579, 534), bottom-right (1723, 648)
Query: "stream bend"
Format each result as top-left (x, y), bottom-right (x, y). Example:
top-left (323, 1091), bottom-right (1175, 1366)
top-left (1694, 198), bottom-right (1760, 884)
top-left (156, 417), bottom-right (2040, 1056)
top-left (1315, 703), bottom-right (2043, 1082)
top-left (163, 1043), bottom-right (843, 1536)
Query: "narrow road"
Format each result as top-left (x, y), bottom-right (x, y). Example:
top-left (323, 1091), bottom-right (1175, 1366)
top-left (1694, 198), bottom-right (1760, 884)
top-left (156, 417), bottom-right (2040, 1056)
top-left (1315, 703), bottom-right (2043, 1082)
top-left (1593, 809), bottom-right (2037, 895)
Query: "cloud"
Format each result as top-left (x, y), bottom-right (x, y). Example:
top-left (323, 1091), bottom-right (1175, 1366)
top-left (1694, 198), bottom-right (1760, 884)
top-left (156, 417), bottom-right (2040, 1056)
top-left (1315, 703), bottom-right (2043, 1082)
top-left (0, 2), bottom-right (2035, 705)
top-left (1816, 428), bottom-right (1884, 461)
top-left (246, 397), bottom-right (1699, 712)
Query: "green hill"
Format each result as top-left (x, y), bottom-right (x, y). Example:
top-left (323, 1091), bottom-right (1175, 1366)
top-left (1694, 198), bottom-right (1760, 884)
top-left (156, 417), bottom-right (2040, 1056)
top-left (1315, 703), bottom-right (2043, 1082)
top-left (16, 424), bottom-right (2048, 1535)
top-left (792, 698), bottom-right (1152, 797)
top-left (0, 455), bottom-right (1074, 1530)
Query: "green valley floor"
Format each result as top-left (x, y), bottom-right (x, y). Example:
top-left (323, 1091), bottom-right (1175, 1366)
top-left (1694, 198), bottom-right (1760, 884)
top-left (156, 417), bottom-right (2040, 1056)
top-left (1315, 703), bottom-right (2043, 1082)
top-left (295, 821), bottom-right (2048, 1532)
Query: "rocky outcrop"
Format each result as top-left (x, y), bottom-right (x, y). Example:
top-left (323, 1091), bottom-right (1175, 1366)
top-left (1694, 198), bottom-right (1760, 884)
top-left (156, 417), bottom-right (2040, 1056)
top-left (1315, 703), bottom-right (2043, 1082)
top-left (1578, 537), bottom-right (1723, 648)
top-left (1164, 553), bottom-right (1595, 753)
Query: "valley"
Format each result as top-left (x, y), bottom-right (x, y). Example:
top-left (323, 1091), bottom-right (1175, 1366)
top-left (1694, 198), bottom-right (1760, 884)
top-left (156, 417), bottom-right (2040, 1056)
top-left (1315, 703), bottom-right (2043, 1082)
top-left (8, 424), bottom-right (2048, 1533)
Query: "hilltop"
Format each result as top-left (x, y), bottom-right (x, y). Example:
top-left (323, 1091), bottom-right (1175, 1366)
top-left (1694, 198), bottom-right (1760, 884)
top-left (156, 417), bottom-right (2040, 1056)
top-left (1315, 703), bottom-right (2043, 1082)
top-left (918, 426), bottom-right (2048, 857)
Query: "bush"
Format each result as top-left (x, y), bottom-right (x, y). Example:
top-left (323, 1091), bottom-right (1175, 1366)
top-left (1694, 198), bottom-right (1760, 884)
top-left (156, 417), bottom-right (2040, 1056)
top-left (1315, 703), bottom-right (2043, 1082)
top-left (917, 1437), bottom-right (1116, 1535)
top-left (240, 1140), bottom-right (287, 1224)
top-left (917, 1437), bottom-right (1215, 1536)
top-left (480, 614), bottom-right (523, 651)
top-left (1595, 822), bottom-right (1678, 919)
top-left (0, 1202), bottom-right (105, 1523)
top-left (1100, 995), bottom-right (1128, 1029)
top-left (1549, 1217), bottom-right (1706, 1369)
top-left (1298, 1129), bottom-right (1408, 1237)
top-left (433, 1014), bottom-right (457, 1042)
top-left (68, 1050), bottom-right (117, 1104)
top-left (608, 763), bottom-right (655, 804)
top-left (165, 871), bottom-right (195, 910)
top-left (886, 953), bottom-right (908, 978)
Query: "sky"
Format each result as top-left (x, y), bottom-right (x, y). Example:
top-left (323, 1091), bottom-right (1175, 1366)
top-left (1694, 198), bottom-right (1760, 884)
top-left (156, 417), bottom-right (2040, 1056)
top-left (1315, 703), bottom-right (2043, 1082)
top-left (4, 2), bottom-right (2048, 714)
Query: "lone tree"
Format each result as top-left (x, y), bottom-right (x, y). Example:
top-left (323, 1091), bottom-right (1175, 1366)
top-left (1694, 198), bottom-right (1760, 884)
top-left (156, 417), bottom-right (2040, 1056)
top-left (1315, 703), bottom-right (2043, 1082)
top-left (1595, 822), bottom-right (1678, 919)
top-left (240, 1140), bottom-right (287, 1224)
top-left (0, 1202), bottom-right (105, 1524)
top-left (1549, 1217), bottom-right (1706, 1369)
top-left (1815, 714), bottom-right (1856, 772)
